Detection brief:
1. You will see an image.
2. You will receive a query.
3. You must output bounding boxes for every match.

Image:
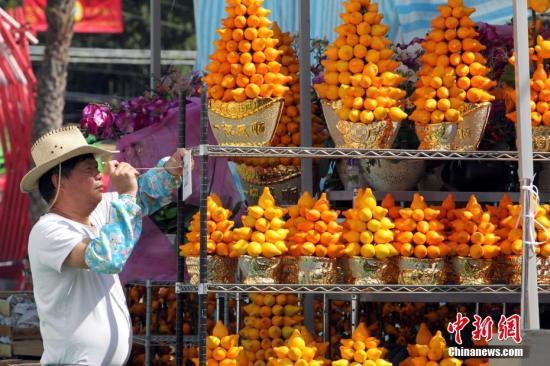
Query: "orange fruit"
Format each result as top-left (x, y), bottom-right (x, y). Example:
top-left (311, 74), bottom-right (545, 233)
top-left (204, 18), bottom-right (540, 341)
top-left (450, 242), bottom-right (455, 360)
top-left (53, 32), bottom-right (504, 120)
top-left (450, 53), bottom-right (462, 66)
top-left (456, 64), bottom-right (469, 77)
top-left (445, 17), bottom-right (459, 29)
top-left (431, 110), bottom-right (445, 123)
top-left (437, 98), bottom-right (451, 112)
top-left (264, 48), bottom-right (279, 62)
top-left (338, 45), bottom-right (354, 61)
top-left (252, 38), bottom-right (266, 52)
top-left (245, 83), bottom-right (261, 98)
top-left (457, 76), bottom-right (470, 90)
top-left (461, 51), bottom-right (476, 65)
top-left (427, 245), bottom-right (441, 259)
top-left (445, 29), bottom-right (457, 41)
top-left (256, 63), bottom-right (268, 75)
top-left (414, 245), bottom-right (428, 259)
top-left (349, 58), bottom-right (365, 74)
top-left (448, 39), bottom-right (462, 53)
top-left (469, 244), bottom-right (484, 259)
top-left (234, 15), bottom-right (247, 29)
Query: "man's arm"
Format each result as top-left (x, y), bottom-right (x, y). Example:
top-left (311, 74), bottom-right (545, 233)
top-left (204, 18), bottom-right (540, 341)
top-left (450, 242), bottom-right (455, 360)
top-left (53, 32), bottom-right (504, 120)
top-left (63, 194), bottom-right (142, 273)
top-left (135, 149), bottom-right (187, 216)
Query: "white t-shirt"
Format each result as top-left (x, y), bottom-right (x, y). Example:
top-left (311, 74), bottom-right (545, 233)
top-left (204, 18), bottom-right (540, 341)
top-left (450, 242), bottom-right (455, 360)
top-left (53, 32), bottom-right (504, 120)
top-left (28, 192), bottom-right (132, 366)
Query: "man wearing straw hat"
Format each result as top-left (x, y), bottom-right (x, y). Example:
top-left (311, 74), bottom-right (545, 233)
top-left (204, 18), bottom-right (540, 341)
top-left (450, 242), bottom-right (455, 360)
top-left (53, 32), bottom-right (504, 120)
top-left (20, 125), bottom-right (188, 366)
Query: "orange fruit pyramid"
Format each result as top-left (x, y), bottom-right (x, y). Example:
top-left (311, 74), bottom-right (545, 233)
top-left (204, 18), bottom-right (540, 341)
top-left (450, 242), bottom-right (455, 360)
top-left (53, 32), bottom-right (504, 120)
top-left (179, 194), bottom-right (234, 257)
top-left (314, 0), bottom-right (408, 124)
top-left (447, 195), bottom-right (501, 259)
top-left (231, 187), bottom-right (289, 258)
top-left (332, 322), bottom-right (392, 366)
top-left (342, 188), bottom-right (397, 259)
top-left (390, 193), bottom-right (448, 259)
top-left (234, 22), bottom-right (329, 168)
top-left (285, 192), bottom-right (345, 258)
top-left (507, 36), bottom-right (550, 127)
top-left (410, 0), bottom-right (495, 125)
top-left (204, 0), bottom-right (290, 102)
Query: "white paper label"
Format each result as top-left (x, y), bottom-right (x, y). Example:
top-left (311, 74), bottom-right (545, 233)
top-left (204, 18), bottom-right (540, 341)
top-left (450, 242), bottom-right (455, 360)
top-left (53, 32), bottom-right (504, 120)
top-left (181, 150), bottom-right (193, 201)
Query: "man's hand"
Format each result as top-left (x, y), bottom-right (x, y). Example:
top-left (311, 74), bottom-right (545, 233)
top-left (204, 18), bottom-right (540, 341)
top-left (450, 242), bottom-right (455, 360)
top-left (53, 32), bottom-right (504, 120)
top-left (164, 148), bottom-right (193, 176)
top-left (105, 161), bottom-right (139, 197)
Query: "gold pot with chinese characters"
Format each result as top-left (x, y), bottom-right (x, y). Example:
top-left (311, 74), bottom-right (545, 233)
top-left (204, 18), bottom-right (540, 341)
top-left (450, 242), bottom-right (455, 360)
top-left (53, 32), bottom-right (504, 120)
top-left (298, 256), bottom-right (341, 284)
top-left (398, 257), bottom-right (445, 285)
top-left (320, 99), bottom-right (400, 149)
top-left (452, 257), bottom-right (493, 285)
top-left (185, 256), bottom-right (237, 285)
top-left (533, 126), bottom-right (550, 152)
top-left (451, 102), bottom-right (491, 151)
top-left (416, 122), bottom-right (457, 150)
top-left (234, 163), bottom-right (301, 206)
top-left (493, 255), bottom-right (522, 285)
top-left (208, 98), bottom-right (284, 146)
top-left (279, 256), bottom-right (299, 284)
top-left (345, 257), bottom-right (398, 285)
top-left (493, 255), bottom-right (550, 285)
top-left (238, 255), bottom-right (281, 284)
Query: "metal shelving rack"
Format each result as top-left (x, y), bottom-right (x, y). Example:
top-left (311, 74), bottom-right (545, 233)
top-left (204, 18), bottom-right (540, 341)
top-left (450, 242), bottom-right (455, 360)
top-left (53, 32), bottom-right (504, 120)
top-left (193, 146), bottom-right (550, 161)
top-left (173, 2), bottom-right (541, 366)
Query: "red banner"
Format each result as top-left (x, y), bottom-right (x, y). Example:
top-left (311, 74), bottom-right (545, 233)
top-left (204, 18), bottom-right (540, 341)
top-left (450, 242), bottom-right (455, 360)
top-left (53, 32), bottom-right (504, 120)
top-left (23, 0), bottom-right (123, 33)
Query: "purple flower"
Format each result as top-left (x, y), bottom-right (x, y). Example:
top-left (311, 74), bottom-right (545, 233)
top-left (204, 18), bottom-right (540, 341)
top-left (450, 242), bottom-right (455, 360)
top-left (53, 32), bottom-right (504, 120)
top-left (80, 95), bottom-right (179, 140)
top-left (80, 103), bottom-right (115, 139)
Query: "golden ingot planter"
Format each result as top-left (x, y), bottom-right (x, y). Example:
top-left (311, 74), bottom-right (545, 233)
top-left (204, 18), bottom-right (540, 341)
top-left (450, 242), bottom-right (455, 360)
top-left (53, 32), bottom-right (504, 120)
top-left (235, 163), bottom-right (301, 206)
top-left (416, 122), bottom-right (457, 150)
top-left (279, 256), bottom-right (299, 284)
top-left (493, 255), bottom-right (550, 285)
top-left (398, 257), bottom-right (445, 285)
top-left (444, 257), bottom-right (457, 284)
top-left (320, 99), bottom-right (345, 147)
top-left (493, 255), bottom-right (522, 285)
top-left (452, 257), bottom-right (493, 285)
top-left (238, 255), bottom-right (281, 284)
top-left (358, 159), bottom-right (426, 192)
top-left (451, 102), bottom-right (492, 151)
top-left (185, 256), bottom-right (237, 285)
top-left (208, 98), bottom-right (284, 146)
top-left (320, 99), bottom-right (400, 149)
top-left (533, 126), bottom-right (550, 152)
top-left (345, 257), bottom-right (397, 285)
top-left (298, 256), bottom-right (341, 284)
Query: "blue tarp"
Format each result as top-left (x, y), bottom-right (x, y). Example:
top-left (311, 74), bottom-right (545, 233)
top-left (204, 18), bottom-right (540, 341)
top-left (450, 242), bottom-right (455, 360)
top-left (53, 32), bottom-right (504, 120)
top-left (193, 0), bottom-right (513, 71)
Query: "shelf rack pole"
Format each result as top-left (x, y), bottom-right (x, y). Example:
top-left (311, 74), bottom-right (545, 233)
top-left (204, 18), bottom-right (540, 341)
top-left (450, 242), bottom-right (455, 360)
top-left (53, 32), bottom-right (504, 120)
top-left (176, 91), bottom-right (187, 366)
top-left (299, 0), bottom-right (313, 194)
top-left (198, 91), bottom-right (209, 366)
top-left (351, 294), bottom-right (358, 332)
top-left (323, 294), bottom-right (330, 344)
top-left (513, 0), bottom-right (540, 331)
top-left (145, 280), bottom-right (152, 366)
top-left (149, 0), bottom-right (161, 90)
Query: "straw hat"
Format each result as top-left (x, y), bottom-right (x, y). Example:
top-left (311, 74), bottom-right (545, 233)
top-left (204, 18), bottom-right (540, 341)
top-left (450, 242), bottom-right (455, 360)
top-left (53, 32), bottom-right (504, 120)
top-left (20, 125), bottom-right (118, 193)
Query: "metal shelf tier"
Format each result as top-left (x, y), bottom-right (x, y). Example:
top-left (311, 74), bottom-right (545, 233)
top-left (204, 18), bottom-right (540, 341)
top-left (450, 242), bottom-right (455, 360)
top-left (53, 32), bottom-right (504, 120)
top-left (191, 145), bottom-right (550, 161)
top-left (133, 334), bottom-right (198, 346)
top-left (175, 283), bottom-right (550, 303)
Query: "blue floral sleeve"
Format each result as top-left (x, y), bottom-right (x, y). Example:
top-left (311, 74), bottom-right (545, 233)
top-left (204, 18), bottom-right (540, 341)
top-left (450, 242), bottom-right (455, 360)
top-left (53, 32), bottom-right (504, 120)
top-left (136, 157), bottom-right (182, 216)
top-left (84, 194), bottom-right (142, 274)
top-left (84, 158), bottom-right (181, 274)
